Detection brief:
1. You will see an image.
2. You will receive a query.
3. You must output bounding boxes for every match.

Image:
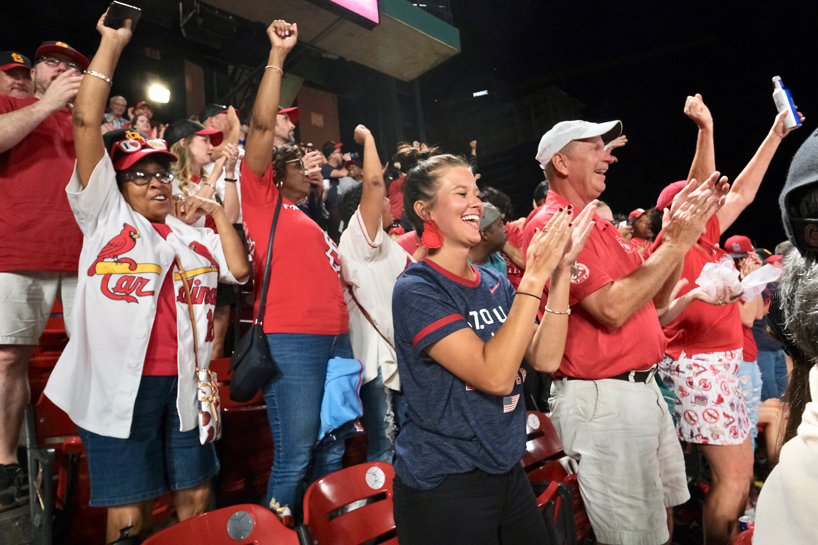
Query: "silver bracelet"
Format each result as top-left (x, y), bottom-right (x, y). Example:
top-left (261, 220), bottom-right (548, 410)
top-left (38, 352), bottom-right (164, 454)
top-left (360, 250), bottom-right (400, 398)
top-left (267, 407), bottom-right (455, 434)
top-left (83, 70), bottom-right (112, 86)
top-left (265, 65), bottom-right (284, 76)
top-left (544, 306), bottom-right (571, 315)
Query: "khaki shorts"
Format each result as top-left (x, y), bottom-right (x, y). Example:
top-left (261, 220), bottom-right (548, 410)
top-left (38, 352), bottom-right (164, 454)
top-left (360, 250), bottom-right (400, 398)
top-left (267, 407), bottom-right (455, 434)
top-left (0, 271), bottom-right (76, 345)
top-left (549, 376), bottom-right (689, 545)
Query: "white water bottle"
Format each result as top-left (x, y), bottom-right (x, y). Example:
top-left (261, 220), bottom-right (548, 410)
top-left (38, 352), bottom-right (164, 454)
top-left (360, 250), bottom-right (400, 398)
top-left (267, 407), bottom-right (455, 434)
top-left (772, 76), bottom-right (801, 130)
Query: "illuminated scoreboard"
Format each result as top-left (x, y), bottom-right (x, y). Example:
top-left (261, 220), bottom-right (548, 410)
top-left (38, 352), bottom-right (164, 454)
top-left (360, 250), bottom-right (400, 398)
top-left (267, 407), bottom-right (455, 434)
top-left (309, 0), bottom-right (380, 29)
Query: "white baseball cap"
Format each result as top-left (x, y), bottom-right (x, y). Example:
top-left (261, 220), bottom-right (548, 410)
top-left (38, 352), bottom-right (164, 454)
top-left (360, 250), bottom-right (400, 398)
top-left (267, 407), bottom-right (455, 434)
top-left (535, 120), bottom-right (622, 169)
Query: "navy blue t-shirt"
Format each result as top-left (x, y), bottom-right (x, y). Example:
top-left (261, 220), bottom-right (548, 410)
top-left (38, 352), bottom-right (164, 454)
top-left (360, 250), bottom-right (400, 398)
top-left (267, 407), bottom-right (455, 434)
top-left (392, 259), bottom-right (527, 490)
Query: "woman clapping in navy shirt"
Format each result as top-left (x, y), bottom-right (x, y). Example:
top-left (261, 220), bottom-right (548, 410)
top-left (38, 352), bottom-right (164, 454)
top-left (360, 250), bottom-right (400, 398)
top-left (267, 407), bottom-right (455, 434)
top-left (391, 148), bottom-right (596, 545)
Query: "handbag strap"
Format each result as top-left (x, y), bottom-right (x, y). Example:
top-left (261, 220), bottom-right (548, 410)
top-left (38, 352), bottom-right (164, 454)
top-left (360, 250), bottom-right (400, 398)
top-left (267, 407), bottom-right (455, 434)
top-left (255, 194), bottom-right (284, 326)
top-left (175, 255), bottom-right (200, 370)
top-left (348, 288), bottom-right (395, 351)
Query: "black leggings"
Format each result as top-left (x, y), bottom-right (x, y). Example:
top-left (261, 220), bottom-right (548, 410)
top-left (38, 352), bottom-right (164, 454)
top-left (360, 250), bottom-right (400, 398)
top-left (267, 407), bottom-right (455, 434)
top-left (392, 464), bottom-right (547, 545)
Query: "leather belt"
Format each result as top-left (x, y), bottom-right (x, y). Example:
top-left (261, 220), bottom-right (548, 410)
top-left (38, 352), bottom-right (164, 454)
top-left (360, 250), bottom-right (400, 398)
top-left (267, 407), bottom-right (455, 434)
top-left (565, 365), bottom-right (658, 384)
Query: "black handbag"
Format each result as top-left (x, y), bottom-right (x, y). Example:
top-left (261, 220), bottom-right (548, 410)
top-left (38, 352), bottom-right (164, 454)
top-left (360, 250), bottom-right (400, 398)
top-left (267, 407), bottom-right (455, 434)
top-left (228, 195), bottom-right (284, 402)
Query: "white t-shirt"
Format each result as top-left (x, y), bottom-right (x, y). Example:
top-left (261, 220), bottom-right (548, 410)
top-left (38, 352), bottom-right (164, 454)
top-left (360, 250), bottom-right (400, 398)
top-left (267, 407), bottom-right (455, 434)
top-left (338, 207), bottom-right (412, 389)
top-left (45, 154), bottom-right (244, 439)
top-left (337, 177), bottom-right (360, 197)
top-left (754, 365), bottom-right (818, 544)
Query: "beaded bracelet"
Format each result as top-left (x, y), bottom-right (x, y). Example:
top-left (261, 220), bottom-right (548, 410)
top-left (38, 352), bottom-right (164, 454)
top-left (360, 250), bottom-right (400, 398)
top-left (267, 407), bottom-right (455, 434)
top-left (544, 306), bottom-right (571, 315)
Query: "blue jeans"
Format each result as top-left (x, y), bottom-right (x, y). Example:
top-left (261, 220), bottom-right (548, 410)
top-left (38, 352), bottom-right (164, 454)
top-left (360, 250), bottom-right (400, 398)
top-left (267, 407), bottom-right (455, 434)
top-left (263, 332), bottom-right (353, 511)
top-left (360, 368), bottom-right (406, 463)
top-left (757, 350), bottom-right (788, 401)
top-left (78, 376), bottom-right (219, 507)
top-left (738, 360), bottom-right (762, 451)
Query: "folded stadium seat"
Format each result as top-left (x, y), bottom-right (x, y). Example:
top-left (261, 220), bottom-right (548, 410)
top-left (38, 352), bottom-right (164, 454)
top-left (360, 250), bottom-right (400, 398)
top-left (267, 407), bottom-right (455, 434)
top-left (522, 411), bottom-right (592, 544)
top-left (142, 504), bottom-right (300, 545)
top-left (209, 357), bottom-right (274, 506)
top-left (37, 300), bottom-right (68, 352)
top-left (301, 462), bottom-right (398, 545)
top-left (28, 350), bottom-right (61, 405)
top-left (734, 528), bottom-right (753, 545)
top-left (26, 394), bottom-right (174, 545)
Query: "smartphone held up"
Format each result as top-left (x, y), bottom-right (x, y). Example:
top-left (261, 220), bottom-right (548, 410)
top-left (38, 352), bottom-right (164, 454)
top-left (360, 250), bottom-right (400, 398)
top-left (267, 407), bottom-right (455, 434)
top-left (103, 1), bottom-right (142, 32)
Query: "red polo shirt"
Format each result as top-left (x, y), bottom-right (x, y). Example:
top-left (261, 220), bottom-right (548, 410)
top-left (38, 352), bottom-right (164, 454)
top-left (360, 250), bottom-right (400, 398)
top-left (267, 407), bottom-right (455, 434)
top-left (656, 215), bottom-right (742, 359)
top-left (522, 191), bottom-right (667, 379)
top-left (502, 223), bottom-right (525, 289)
top-left (0, 95), bottom-right (83, 272)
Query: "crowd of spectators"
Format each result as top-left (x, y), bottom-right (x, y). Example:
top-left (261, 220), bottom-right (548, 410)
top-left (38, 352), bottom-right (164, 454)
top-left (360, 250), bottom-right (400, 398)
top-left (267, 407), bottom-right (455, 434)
top-left (0, 9), bottom-right (816, 545)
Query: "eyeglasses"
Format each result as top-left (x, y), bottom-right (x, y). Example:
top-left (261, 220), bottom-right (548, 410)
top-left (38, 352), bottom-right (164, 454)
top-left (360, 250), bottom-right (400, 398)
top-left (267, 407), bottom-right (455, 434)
top-left (285, 158), bottom-right (308, 173)
top-left (36, 56), bottom-right (82, 72)
top-left (118, 171), bottom-right (175, 186)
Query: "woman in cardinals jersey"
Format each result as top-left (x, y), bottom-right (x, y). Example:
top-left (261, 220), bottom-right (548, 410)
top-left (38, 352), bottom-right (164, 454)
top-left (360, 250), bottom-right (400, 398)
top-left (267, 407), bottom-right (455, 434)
top-left (240, 20), bottom-right (353, 522)
top-left (390, 147), bottom-right (596, 545)
top-left (43, 14), bottom-right (249, 542)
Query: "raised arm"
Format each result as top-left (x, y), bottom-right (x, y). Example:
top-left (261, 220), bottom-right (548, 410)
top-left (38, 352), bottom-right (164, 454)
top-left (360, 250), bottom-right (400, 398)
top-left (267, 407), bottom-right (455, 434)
top-left (353, 124), bottom-right (388, 240)
top-left (580, 174), bottom-right (726, 328)
top-left (425, 210), bottom-right (571, 396)
top-left (716, 109), bottom-right (804, 234)
top-left (685, 94), bottom-right (715, 187)
top-left (244, 20), bottom-right (297, 177)
top-left (73, 12), bottom-right (133, 187)
top-left (211, 107), bottom-right (241, 161)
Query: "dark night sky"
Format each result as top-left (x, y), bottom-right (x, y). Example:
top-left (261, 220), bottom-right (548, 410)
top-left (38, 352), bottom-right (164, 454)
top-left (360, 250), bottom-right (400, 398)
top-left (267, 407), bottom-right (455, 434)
top-left (422, 0), bottom-right (817, 250)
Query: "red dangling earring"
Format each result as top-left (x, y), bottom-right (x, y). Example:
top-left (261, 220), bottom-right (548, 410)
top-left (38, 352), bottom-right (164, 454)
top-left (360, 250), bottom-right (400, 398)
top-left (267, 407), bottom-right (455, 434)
top-left (421, 219), bottom-right (443, 249)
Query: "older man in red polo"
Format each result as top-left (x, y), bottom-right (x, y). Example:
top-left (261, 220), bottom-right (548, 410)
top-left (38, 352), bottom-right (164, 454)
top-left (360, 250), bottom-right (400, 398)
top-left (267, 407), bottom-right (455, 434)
top-left (0, 40), bottom-right (87, 506)
top-left (522, 119), bottom-right (727, 545)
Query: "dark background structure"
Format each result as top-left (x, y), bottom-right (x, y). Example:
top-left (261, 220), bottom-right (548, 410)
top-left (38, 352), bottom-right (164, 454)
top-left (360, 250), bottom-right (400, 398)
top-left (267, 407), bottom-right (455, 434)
top-left (3, 0), bottom-right (815, 250)
top-left (420, 0), bottom-right (816, 250)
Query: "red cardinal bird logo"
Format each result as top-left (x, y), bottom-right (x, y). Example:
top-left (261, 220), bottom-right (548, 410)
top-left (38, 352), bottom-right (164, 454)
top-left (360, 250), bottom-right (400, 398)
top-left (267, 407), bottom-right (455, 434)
top-left (189, 241), bottom-right (219, 271)
top-left (88, 223), bottom-right (140, 276)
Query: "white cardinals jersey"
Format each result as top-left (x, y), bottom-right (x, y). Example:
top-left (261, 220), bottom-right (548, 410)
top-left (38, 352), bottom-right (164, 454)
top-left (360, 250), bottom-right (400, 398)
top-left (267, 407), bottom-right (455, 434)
top-left (45, 154), bottom-right (244, 439)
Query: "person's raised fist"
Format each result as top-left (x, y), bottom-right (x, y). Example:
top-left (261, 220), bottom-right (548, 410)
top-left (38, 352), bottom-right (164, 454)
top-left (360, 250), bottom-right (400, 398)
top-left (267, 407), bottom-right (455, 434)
top-left (267, 20), bottom-right (298, 52)
top-left (354, 124), bottom-right (372, 145)
top-left (684, 93), bottom-right (713, 130)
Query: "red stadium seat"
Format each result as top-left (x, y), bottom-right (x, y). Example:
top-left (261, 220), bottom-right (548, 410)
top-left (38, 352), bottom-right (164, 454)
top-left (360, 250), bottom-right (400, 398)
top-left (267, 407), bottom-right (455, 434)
top-left (521, 410), bottom-right (564, 472)
top-left (522, 411), bottom-right (592, 544)
top-left (302, 462), bottom-right (398, 545)
top-left (142, 504), bottom-right (300, 545)
top-left (734, 528), bottom-right (753, 545)
top-left (26, 394), bottom-right (174, 545)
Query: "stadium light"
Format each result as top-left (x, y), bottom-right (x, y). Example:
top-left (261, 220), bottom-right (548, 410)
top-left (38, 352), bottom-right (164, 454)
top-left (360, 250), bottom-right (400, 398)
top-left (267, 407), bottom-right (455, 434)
top-left (148, 84), bottom-right (170, 104)
top-left (473, 90), bottom-right (489, 97)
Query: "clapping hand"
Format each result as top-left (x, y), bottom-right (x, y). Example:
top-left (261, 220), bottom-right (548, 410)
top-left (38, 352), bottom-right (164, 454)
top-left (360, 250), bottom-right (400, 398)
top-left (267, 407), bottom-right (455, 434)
top-left (524, 209), bottom-right (572, 282)
top-left (557, 201), bottom-right (596, 271)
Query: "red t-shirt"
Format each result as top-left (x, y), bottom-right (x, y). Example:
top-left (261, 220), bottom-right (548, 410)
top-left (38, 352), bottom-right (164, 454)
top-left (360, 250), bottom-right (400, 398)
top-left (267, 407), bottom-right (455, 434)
top-left (0, 95), bottom-right (82, 272)
top-left (388, 174), bottom-right (406, 221)
top-left (240, 162), bottom-right (348, 335)
top-left (659, 215), bottom-right (743, 359)
top-left (742, 325), bottom-right (758, 362)
top-left (502, 223), bottom-right (524, 289)
top-left (522, 191), bottom-right (667, 379)
top-left (142, 224), bottom-right (179, 376)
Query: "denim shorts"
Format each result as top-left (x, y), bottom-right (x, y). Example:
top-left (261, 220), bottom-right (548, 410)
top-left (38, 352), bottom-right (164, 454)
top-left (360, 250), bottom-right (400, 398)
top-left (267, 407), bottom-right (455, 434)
top-left (78, 376), bottom-right (219, 507)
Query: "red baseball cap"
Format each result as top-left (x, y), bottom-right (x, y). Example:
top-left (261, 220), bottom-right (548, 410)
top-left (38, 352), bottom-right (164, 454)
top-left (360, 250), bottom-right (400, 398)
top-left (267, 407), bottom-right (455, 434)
top-left (0, 51), bottom-right (32, 72)
top-left (656, 180), bottom-right (688, 211)
top-left (627, 208), bottom-right (646, 225)
top-left (34, 41), bottom-right (89, 71)
top-left (135, 101), bottom-right (151, 110)
top-left (103, 129), bottom-right (178, 171)
top-left (725, 235), bottom-right (754, 258)
top-left (278, 106), bottom-right (300, 124)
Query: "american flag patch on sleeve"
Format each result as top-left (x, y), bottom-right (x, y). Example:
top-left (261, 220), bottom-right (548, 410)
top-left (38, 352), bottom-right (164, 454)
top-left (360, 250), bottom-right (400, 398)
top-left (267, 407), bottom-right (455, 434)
top-left (503, 394), bottom-right (520, 413)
